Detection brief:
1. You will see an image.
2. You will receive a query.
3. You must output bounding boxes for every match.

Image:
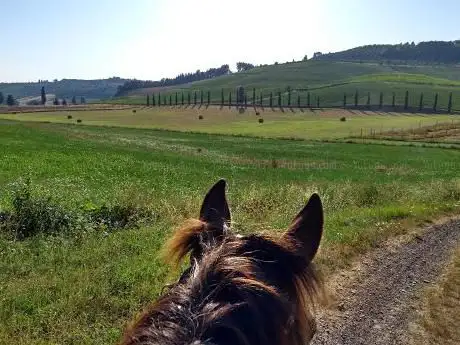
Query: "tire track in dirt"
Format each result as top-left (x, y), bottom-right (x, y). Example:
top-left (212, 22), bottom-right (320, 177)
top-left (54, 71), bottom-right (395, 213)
top-left (312, 218), bottom-right (460, 345)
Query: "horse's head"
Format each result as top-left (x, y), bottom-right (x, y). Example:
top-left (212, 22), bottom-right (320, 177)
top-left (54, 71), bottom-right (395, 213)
top-left (121, 179), bottom-right (324, 345)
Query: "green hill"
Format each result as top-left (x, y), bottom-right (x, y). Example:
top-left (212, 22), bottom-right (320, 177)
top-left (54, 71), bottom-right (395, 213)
top-left (312, 41), bottom-right (460, 64)
top-left (109, 61), bottom-right (460, 111)
top-left (0, 77), bottom-right (129, 101)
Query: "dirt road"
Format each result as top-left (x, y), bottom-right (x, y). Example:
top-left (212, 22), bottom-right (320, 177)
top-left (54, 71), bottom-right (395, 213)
top-left (311, 218), bottom-right (460, 345)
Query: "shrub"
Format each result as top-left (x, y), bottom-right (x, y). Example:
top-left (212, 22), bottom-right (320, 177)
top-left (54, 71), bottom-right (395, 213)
top-left (256, 111), bottom-right (261, 116)
top-left (340, 117), bottom-right (346, 122)
top-left (356, 184), bottom-right (380, 206)
top-left (1, 180), bottom-right (76, 239)
top-left (85, 203), bottom-right (154, 231)
top-left (258, 118), bottom-right (264, 123)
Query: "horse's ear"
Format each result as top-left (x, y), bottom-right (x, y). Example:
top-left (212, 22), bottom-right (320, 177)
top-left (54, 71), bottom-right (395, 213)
top-left (283, 193), bottom-right (323, 263)
top-left (199, 179), bottom-right (231, 229)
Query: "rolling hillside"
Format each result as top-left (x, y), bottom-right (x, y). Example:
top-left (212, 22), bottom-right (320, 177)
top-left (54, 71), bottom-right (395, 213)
top-left (109, 61), bottom-right (460, 110)
top-left (0, 77), bottom-right (129, 101)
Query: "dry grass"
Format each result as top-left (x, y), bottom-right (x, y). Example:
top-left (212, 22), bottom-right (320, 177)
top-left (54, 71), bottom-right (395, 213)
top-left (361, 121), bottom-right (460, 143)
top-left (1, 106), bottom-right (458, 140)
top-left (408, 246), bottom-right (460, 345)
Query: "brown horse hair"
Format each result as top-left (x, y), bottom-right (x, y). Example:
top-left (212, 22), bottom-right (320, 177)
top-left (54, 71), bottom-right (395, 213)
top-left (120, 180), bottom-right (324, 345)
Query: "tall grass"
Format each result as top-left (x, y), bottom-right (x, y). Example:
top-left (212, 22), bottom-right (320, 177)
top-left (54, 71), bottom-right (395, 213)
top-left (0, 120), bottom-right (459, 344)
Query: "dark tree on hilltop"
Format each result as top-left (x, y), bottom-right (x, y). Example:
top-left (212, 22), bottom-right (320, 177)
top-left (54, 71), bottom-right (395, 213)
top-left (236, 62), bottom-right (255, 72)
top-left (72, 96), bottom-right (77, 105)
top-left (62, 98), bottom-right (67, 106)
top-left (41, 86), bottom-right (46, 105)
top-left (115, 64), bottom-right (231, 96)
top-left (0, 92), bottom-right (4, 104)
top-left (53, 98), bottom-right (59, 105)
top-left (80, 96), bottom-right (86, 104)
top-left (6, 94), bottom-right (16, 106)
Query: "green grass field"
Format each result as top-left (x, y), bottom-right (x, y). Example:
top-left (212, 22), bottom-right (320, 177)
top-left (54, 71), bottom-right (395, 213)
top-left (1, 108), bottom-right (459, 140)
top-left (109, 61), bottom-right (460, 111)
top-left (1, 118), bottom-right (460, 344)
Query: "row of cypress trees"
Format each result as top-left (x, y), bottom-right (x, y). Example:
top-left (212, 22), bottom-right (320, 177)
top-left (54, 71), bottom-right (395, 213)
top-left (146, 88), bottom-right (455, 113)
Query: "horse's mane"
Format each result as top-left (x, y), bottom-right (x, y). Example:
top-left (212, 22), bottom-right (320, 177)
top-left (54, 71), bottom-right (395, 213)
top-left (120, 218), bottom-right (323, 345)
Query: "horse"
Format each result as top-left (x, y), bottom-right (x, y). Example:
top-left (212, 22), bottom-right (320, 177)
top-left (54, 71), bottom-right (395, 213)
top-left (120, 179), bottom-right (324, 345)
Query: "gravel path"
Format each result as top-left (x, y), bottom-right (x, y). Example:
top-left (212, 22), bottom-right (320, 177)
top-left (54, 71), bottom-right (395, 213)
top-left (311, 218), bottom-right (460, 345)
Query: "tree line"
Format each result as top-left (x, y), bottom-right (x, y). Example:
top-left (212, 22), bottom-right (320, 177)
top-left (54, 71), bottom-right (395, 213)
top-left (114, 64), bottom-right (232, 97)
top-left (312, 40), bottom-right (460, 64)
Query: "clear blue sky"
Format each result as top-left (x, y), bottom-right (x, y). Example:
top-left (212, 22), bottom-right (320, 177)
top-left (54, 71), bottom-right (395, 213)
top-left (1, 0), bottom-right (459, 82)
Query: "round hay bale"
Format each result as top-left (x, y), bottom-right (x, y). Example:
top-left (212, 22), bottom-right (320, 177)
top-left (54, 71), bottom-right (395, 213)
top-left (76, 119), bottom-right (82, 123)
top-left (340, 116), bottom-right (346, 122)
top-left (197, 148), bottom-right (202, 153)
top-left (67, 115), bottom-right (73, 119)
top-left (258, 118), bottom-right (264, 124)
top-left (132, 109), bottom-right (137, 113)
top-left (198, 115), bottom-right (204, 120)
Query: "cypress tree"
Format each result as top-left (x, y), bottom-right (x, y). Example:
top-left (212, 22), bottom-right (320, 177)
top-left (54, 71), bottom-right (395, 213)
top-left (343, 93), bottom-right (347, 108)
top-left (433, 93), bottom-right (438, 112)
top-left (221, 89), bottom-right (224, 105)
top-left (244, 94), bottom-right (247, 108)
top-left (207, 91), bottom-right (210, 105)
top-left (200, 90), bottom-right (204, 105)
top-left (229, 91), bottom-right (232, 106)
top-left (146, 95), bottom-right (150, 106)
top-left (260, 92), bottom-right (263, 107)
top-left (298, 94), bottom-right (301, 108)
top-left (354, 90), bottom-right (358, 107)
top-left (392, 92), bottom-right (396, 108)
top-left (169, 95), bottom-right (172, 106)
top-left (269, 92), bottom-right (273, 107)
top-left (41, 86), bottom-right (46, 105)
top-left (194, 91), bottom-right (197, 105)
top-left (152, 93), bottom-right (156, 106)
top-left (278, 92), bottom-right (282, 108)
top-left (366, 92), bottom-right (371, 108)
top-left (317, 96), bottom-right (320, 108)
top-left (158, 92), bottom-right (161, 106)
top-left (175, 92), bottom-right (178, 106)
top-left (379, 92), bottom-right (383, 108)
top-left (252, 88), bottom-right (256, 104)
top-left (181, 92), bottom-right (184, 105)
top-left (448, 92), bottom-right (453, 113)
top-left (187, 92), bottom-right (191, 105)
top-left (307, 92), bottom-right (311, 108)
top-left (419, 93), bottom-right (424, 111)
top-left (404, 90), bottom-right (409, 110)
top-left (163, 96), bottom-right (166, 106)
top-left (287, 89), bottom-right (291, 107)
